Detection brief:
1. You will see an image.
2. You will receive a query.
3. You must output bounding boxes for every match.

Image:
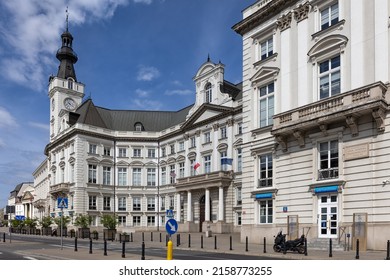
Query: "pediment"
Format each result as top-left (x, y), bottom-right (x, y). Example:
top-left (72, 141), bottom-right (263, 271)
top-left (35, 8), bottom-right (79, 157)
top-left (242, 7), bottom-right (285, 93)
top-left (22, 191), bottom-right (34, 201)
top-left (177, 155), bottom-right (185, 162)
top-left (250, 66), bottom-right (279, 86)
top-left (308, 34), bottom-right (348, 59)
top-left (144, 161), bottom-right (157, 167)
top-left (117, 160), bottom-right (129, 166)
top-left (129, 160), bottom-right (144, 166)
top-left (233, 138), bottom-right (243, 147)
top-left (181, 103), bottom-right (233, 130)
top-left (86, 157), bottom-right (99, 164)
top-left (100, 159), bottom-right (114, 165)
top-left (167, 157), bottom-right (176, 164)
top-left (159, 160), bottom-right (167, 166)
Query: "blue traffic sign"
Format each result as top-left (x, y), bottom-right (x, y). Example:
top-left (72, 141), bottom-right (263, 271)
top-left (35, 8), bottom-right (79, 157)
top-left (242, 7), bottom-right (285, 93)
top-left (57, 197), bottom-right (68, 209)
top-left (166, 209), bottom-right (174, 218)
top-left (165, 218), bottom-right (178, 235)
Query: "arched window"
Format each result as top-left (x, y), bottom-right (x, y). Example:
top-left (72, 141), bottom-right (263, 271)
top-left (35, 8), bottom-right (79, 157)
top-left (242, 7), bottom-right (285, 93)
top-left (134, 122), bottom-right (144, 131)
top-left (67, 78), bottom-right (73, 90)
top-left (205, 83), bottom-right (212, 103)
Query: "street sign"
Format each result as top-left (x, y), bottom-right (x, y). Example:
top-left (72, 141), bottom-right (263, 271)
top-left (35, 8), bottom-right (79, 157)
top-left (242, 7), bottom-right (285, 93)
top-left (15, 215), bottom-right (25, 221)
top-left (166, 209), bottom-right (174, 218)
top-left (165, 218), bottom-right (178, 235)
top-left (57, 197), bottom-right (68, 209)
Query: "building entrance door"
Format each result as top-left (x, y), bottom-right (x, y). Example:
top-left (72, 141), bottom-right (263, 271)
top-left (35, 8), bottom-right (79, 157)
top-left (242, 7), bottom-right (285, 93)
top-left (318, 194), bottom-right (338, 238)
top-left (199, 195), bottom-right (205, 232)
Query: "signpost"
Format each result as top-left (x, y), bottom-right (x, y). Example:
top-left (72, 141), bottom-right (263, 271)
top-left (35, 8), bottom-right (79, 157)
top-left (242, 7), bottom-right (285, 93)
top-left (165, 217), bottom-right (178, 260)
top-left (57, 197), bottom-right (68, 250)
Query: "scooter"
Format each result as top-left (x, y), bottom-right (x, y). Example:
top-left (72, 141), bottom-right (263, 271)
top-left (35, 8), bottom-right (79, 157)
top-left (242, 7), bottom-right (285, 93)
top-left (273, 231), bottom-right (305, 254)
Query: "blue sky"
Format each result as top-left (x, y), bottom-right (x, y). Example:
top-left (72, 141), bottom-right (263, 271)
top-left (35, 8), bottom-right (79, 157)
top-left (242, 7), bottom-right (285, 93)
top-left (0, 0), bottom-right (253, 208)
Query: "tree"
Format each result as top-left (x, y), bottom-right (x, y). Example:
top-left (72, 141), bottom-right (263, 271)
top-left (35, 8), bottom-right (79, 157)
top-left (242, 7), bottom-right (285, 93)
top-left (74, 214), bottom-right (92, 228)
top-left (100, 214), bottom-right (117, 230)
top-left (40, 216), bottom-right (53, 228)
top-left (53, 215), bottom-right (71, 228)
top-left (24, 217), bottom-right (38, 228)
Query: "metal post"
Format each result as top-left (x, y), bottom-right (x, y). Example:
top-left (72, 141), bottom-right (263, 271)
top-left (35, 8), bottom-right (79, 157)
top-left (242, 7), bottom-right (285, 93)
top-left (160, 232), bottom-right (162, 243)
top-left (386, 240), bottom-right (390, 260)
top-left (329, 238), bottom-right (332, 258)
top-left (74, 236), bottom-right (78, 252)
top-left (347, 234), bottom-right (350, 251)
top-left (246, 236), bottom-right (248, 252)
top-left (104, 240), bottom-right (107, 256)
top-left (201, 235), bottom-right (203, 249)
top-left (176, 234), bottom-right (180, 247)
top-left (214, 235), bottom-right (217, 249)
top-left (142, 232), bottom-right (144, 242)
top-left (230, 236), bottom-right (232, 250)
top-left (151, 232), bottom-right (153, 242)
top-left (304, 237), bottom-right (308, 256)
top-left (3, 232), bottom-right (5, 243)
top-left (60, 208), bottom-right (63, 250)
top-left (89, 238), bottom-right (93, 254)
top-left (167, 240), bottom-right (172, 260)
top-left (355, 239), bottom-right (360, 259)
top-left (188, 234), bottom-right (191, 248)
top-left (263, 237), bottom-right (267, 253)
top-left (141, 241), bottom-right (145, 260)
top-left (130, 232), bottom-right (133, 242)
top-left (122, 240), bottom-right (125, 258)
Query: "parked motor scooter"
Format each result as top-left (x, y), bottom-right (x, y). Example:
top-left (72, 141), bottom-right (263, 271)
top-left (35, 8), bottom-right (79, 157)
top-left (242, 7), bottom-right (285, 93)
top-left (273, 231), bottom-right (305, 254)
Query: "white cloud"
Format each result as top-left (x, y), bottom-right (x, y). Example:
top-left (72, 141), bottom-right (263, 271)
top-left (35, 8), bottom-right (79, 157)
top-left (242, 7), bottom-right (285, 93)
top-left (137, 66), bottom-right (161, 81)
top-left (132, 99), bottom-right (163, 110)
top-left (135, 89), bottom-right (150, 98)
top-left (164, 89), bottom-right (193, 96)
top-left (0, 107), bottom-right (18, 128)
top-left (0, 138), bottom-right (5, 148)
top-left (28, 122), bottom-right (50, 131)
top-left (133, 0), bottom-right (153, 4)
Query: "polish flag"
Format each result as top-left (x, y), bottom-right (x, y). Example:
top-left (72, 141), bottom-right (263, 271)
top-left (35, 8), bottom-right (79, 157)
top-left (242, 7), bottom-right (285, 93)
top-left (193, 162), bottom-right (200, 170)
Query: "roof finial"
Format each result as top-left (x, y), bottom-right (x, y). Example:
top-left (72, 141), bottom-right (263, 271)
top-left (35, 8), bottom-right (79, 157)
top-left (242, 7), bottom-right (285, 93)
top-left (66, 6), bottom-right (69, 31)
top-left (207, 53), bottom-right (210, 62)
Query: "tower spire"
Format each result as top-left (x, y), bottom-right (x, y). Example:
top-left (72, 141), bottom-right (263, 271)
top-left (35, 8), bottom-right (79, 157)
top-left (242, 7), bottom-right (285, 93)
top-left (66, 6), bottom-right (69, 32)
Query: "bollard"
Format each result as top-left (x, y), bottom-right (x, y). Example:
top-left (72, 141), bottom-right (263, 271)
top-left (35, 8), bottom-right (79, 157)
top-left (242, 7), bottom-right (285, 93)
top-left (304, 237), bottom-right (308, 256)
top-left (89, 238), bottom-right (93, 254)
top-left (142, 232), bottom-right (145, 242)
top-left (141, 241), bottom-right (145, 260)
top-left (104, 240), bottom-right (107, 256)
top-left (188, 234), bottom-right (191, 248)
top-left (214, 235), bottom-right (217, 249)
top-left (355, 239), bottom-right (360, 259)
top-left (3, 232), bottom-right (5, 243)
top-left (201, 235), bottom-right (203, 249)
top-left (130, 232), bottom-right (133, 242)
top-left (176, 234), bottom-right (180, 247)
top-left (230, 236), bottom-right (233, 251)
top-left (386, 240), bottom-right (390, 260)
top-left (122, 240), bottom-right (126, 258)
top-left (263, 237), bottom-right (266, 253)
top-left (329, 238), bottom-right (332, 258)
top-left (74, 237), bottom-right (78, 252)
top-left (167, 240), bottom-right (173, 260)
top-left (151, 232), bottom-right (153, 242)
top-left (246, 236), bottom-right (248, 252)
top-left (160, 232), bottom-right (162, 243)
top-left (166, 234), bottom-right (168, 246)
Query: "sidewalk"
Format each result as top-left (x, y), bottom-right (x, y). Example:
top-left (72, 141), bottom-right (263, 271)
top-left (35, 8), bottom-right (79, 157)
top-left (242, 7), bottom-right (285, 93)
top-left (0, 229), bottom-right (388, 260)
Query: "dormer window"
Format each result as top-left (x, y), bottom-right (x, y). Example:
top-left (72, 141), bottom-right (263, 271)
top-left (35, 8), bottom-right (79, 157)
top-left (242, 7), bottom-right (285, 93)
top-left (67, 78), bottom-right (73, 90)
top-left (205, 83), bottom-right (212, 103)
top-left (135, 122), bottom-right (144, 131)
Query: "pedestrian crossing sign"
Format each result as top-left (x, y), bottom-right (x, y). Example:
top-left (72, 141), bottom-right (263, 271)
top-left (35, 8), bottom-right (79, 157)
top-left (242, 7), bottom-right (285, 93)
top-left (57, 197), bottom-right (68, 209)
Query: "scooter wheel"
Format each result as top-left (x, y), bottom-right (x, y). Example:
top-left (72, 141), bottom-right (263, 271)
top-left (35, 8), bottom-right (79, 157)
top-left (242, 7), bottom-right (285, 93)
top-left (273, 245), bottom-right (281, 252)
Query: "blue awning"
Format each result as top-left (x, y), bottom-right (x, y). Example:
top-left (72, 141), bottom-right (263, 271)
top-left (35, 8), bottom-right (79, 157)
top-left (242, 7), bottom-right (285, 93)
top-left (314, 185), bottom-right (339, 194)
top-left (255, 193), bottom-right (273, 199)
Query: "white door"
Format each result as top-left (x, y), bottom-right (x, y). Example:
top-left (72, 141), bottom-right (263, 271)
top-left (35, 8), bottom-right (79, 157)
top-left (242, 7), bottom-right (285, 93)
top-left (318, 194), bottom-right (338, 238)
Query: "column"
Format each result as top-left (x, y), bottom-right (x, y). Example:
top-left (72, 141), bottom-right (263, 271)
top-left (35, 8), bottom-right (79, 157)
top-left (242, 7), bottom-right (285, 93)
top-left (187, 191), bottom-right (192, 222)
top-left (176, 193), bottom-right (181, 222)
top-left (218, 187), bottom-right (224, 221)
top-left (205, 188), bottom-right (210, 222)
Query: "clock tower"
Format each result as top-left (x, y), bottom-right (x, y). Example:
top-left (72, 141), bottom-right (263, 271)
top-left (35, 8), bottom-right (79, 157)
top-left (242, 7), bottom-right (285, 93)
top-left (48, 21), bottom-right (84, 141)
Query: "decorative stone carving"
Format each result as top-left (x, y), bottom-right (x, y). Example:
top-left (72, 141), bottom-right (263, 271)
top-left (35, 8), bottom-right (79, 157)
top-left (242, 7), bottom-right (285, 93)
top-left (183, 133), bottom-right (189, 140)
top-left (293, 2), bottom-right (311, 22)
top-left (227, 119), bottom-right (234, 127)
top-left (276, 12), bottom-right (292, 31)
top-left (293, 130), bottom-right (305, 147)
top-left (195, 130), bottom-right (201, 136)
top-left (275, 135), bottom-right (287, 151)
top-left (372, 107), bottom-right (386, 132)
top-left (212, 123), bottom-right (219, 131)
top-left (346, 115), bottom-right (359, 136)
top-left (319, 123), bottom-right (328, 136)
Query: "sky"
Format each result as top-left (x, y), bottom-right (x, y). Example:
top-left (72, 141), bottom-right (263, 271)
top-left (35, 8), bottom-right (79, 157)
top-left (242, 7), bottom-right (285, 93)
top-left (0, 0), bottom-right (255, 208)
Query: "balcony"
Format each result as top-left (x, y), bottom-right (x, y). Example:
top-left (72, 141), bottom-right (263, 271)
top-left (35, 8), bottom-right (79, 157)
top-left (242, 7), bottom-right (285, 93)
top-left (272, 82), bottom-right (389, 149)
top-left (176, 171), bottom-right (233, 190)
top-left (49, 183), bottom-right (70, 194)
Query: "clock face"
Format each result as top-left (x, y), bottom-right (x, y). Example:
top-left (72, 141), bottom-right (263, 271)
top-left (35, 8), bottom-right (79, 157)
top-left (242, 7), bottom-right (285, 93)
top-left (64, 98), bottom-right (76, 110)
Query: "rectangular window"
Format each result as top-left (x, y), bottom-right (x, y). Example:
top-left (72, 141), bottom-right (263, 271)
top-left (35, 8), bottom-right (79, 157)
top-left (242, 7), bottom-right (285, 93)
top-left (237, 212), bottom-right (242, 226)
top-left (103, 147), bottom-right (111, 156)
top-left (237, 148), bottom-right (242, 172)
top-left (118, 167), bottom-right (127, 186)
top-left (220, 126), bottom-right (227, 139)
top-left (161, 147), bottom-right (166, 157)
top-left (236, 187), bottom-right (242, 206)
top-left (161, 167), bottom-right (167, 185)
top-left (204, 155), bottom-right (211, 174)
top-left (259, 82), bottom-right (275, 128)
top-left (118, 216), bottom-right (126, 226)
top-left (190, 159), bottom-right (196, 176)
top-left (118, 148), bottom-right (127, 157)
top-left (161, 196), bottom-right (165, 211)
top-left (237, 122), bottom-right (243, 135)
top-left (118, 197), bottom-right (126, 211)
top-left (169, 195), bottom-right (174, 209)
top-left (132, 168), bottom-right (142, 186)
top-left (204, 132), bottom-right (211, 143)
top-left (103, 166), bottom-right (111, 185)
top-left (318, 140), bottom-right (339, 180)
top-left (133, 216), bottom-right (141, 227)
top-left (147, 197), bottom-right (155, 211)
top-left (179, 141), bottom-right (184, 151)
top-left (259, 154), bottom-right (273, 187)
top-left (259, 199), bottom-right (273, 224)
top-left (319, 55), bottom-right (340, 99)
top-left (260, 38), bottom-right (273, 60)
top-left (190, 136), bottom-right (196, 148)
top-left (220, 151), bottom-right (228, 171)
top-left (179, 162), bottom-right (185, 178)
top-left (133, 148), bottom-right (141, 157)
top-left (133, 197), bottom-right (141, 211)
top-left (103, 196), bottom-right (111, 211)
top-left (321, 3), bottom-right (339, 30)
top-left (170, 144), bottom-right (175, 154)
top-left (170, 165), bottom-right (176, 184)
top-left (89, 144), bottom-right (97, 154)
top-left (147, 216), bottom-right (155, 226)
top-left (88, 196), bottom-right (97, 210)
top-left (147, 148), bottom-right (155, 158)
top-left (88, 164), bottom-right (97, 184)
top-left (147, 168), bottom-right (156, 186)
